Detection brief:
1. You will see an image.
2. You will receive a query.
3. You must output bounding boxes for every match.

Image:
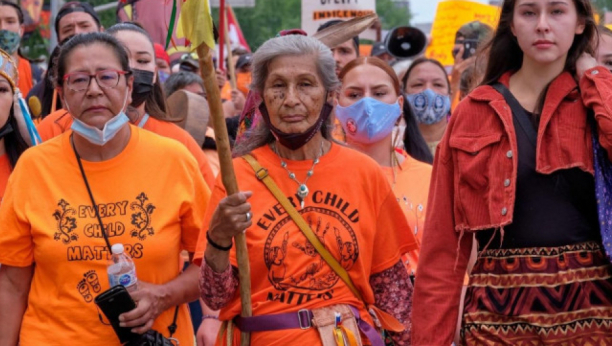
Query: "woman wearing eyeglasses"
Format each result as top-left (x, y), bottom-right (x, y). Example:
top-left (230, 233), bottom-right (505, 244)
top-left (0, 32), bottom-right (211, 346)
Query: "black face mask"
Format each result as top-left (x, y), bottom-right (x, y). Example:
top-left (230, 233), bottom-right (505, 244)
top-left (131, 69), bottom-right (155, 108)
top-left (259, 100), bottom-right (333, 151)
top-left (0, 121), bottom-right (13, 140)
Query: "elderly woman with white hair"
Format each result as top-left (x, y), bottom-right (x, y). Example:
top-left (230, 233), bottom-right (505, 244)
top-left (194, 34), bottom-right (416, 345)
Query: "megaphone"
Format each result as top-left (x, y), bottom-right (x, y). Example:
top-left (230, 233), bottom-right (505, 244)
top-left (384, 26), bottom-right (426, 59)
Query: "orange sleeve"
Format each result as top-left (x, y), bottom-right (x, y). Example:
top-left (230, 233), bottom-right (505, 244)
top-left (371, 189), bottom-right (418, 274)
top-left (0, 159), bottom-right (34, 267)
top-left (411, 118), bottom-right (473, 345)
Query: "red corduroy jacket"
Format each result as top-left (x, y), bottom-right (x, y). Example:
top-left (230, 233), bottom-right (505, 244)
top-left (411, 66), bottom-right (612, 345)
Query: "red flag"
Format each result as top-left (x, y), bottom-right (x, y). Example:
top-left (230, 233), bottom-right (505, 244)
top-left (226, 5), bottom-right (250, 52)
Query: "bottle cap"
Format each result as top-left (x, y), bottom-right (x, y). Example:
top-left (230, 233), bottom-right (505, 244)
top-left (111, 243), bottom-right (124, 254)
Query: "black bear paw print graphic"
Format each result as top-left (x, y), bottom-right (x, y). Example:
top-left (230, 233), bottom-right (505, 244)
top-left (77, 279), bottom-right (93, 303)
top-left (52, 199), bottom-right (78, 245)
top-left (84, 270), bottom-right (101, 293)
top-left (130, 193), bottom-right (156, 241)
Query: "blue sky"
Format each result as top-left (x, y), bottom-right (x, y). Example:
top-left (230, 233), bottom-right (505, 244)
top-left (411, 0), bottom-right (489, 24)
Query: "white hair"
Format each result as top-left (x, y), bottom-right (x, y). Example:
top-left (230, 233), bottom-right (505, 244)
top-left (233, 35), bottom-right (340, 157)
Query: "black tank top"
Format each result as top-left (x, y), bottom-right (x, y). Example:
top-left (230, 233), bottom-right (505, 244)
top-left (477, 108), bottom-right (601, 250)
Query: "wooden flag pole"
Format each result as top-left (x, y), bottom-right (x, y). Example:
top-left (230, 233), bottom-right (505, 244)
top-left (196, 43), bottom-right (252, 346)
top-left (223, 6), bottom-right (237, 89)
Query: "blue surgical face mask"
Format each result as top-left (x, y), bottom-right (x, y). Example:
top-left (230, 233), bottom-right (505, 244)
top-left (158, 70), bottom-right (170, 84)
top-left (405, 89), bottom-right (451, 125)
top-left (68, 93), bottom-right (130, 146)
top-left (335, 97), bottom-right (401, 144)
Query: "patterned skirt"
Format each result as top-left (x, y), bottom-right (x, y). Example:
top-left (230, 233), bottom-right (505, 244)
top-left (461, 242), bottom-right (612, 345)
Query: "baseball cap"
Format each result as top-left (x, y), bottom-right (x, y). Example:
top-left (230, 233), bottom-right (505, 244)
top-left (455, 21), bottom-right (492, 43)
top-left (235, 54), bottom-right (252, 70)
top-left (370, 42), bottom-right (387, 57)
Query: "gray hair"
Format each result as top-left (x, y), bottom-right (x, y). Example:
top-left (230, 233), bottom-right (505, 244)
top-left (163, 71), bottom-right (204, 97)
top-left (250, 35), bottom-right (340, 93)
top-left (233, 35), bottom-right (340, 157)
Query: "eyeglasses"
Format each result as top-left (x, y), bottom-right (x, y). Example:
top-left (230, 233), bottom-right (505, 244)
top-left (63, 70), bottom-right (130, 92)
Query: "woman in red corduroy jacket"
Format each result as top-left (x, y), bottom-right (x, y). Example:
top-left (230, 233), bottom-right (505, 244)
top-left (412, 0), bottom-right (612, 345)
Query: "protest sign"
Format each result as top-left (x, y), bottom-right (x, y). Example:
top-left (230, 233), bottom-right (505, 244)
top-left (301, 0), bottom-right (377, 41)
top-left (425, 0), bottom-right (500, 66)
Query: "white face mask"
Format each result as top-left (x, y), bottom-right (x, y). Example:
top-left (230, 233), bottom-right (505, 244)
top-left (67, 92), bottom-right (130, 146)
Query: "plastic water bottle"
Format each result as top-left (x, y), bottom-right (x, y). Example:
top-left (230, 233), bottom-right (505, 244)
top-left (107, 243), bottom-right (138, 292)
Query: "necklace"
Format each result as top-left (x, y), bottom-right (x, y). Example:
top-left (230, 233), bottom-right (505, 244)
top-left (273, 141), bottom-right (325, 209)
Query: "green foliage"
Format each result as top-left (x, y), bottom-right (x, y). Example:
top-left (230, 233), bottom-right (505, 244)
top-left (87, 0), bottom-right (120, 28)
top-left (376, 0), bottom-right (411, 30)
top-left (593, 0), bottom-right (611, 14)
top-left (216, 0), bottom-right (411, 51)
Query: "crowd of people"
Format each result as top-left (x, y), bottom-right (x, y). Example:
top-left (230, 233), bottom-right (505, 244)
top-left (1, 0), bottom-right (612, 345)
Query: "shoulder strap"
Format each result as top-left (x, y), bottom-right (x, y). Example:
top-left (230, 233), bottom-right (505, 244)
top-left (492, 83), bottom-right (537, 148)
top-left (242, 154), bottom-right (364, 301)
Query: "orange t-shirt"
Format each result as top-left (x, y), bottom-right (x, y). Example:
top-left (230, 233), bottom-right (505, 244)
top-left (36, 110), bottom-right (215, 188)
top-left (0, 154), bottom-right (11, 201)
top-left (17, 57), bottom-right (34, 96)
top-left (194, 144), bottom-right (417, 346)
top-left (0, 126), bottom-right (211, 345)
top-left (381, 151), bottom-right (432, 276)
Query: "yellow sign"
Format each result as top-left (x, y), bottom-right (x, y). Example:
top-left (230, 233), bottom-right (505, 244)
top-left (425, 0), bottom-right (500, 66)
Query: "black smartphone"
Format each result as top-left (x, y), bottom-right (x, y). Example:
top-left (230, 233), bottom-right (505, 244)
top-left (94, 285), bottom-right (140, 344)
top-left (462, 39), bottom-right (479, 60)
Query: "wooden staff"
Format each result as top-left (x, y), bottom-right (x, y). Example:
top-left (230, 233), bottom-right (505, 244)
top-left (196, 43), bottom-right (252, 346)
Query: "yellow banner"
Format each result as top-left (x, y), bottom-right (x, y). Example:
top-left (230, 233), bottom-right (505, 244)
top-left (425, 0), bottom-right (500, 66)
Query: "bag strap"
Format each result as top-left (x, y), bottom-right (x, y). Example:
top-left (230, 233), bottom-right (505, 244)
top-left (492, 82), bottom-right (537, 148)
top-left (242, 154), bottom-right (364, 301)
top-left (71, 135), bottom-right (180, 338)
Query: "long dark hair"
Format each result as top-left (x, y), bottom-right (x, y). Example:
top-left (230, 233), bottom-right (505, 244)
top-left (106, 23), bottom-right (167, 119)
top-left (40, 44), bottom-right (62, 118)
top-left (3, 109), bottom-right (29, 168)
top-left (481, 0), bottom-right (597, 86)
top-left (402, 105), bottom-right (434, 164)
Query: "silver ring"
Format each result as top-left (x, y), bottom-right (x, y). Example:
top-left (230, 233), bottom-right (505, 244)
top-left (245, 212), bottom-right (252, 222)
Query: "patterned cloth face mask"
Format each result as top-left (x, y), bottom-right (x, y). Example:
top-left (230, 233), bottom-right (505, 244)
top-left (405, 88), bottom-right (451, 125)
top-left (0, 30), bottom-right (20, 55)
